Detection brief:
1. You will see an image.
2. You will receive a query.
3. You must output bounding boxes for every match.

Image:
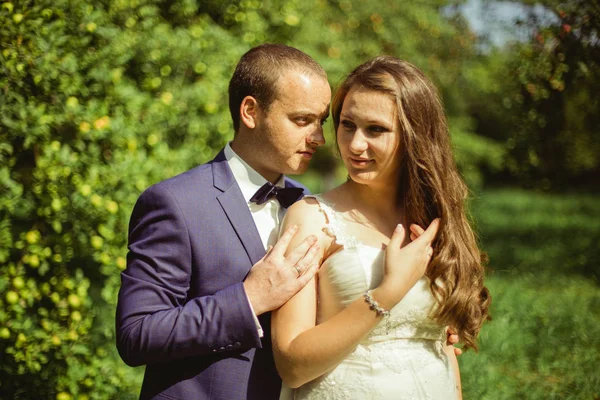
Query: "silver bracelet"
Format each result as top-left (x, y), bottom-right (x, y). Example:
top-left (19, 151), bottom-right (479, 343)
top-left (363, 290), bottom-right (390, 318)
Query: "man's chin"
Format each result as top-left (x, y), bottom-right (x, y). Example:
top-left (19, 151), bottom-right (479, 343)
top-left (285, 163), bottom-right (310, 176)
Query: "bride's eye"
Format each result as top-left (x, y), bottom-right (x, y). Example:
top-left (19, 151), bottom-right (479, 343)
top-left (340, 120), bottom-right (355, 130)
top-left (368, 125), bottom-right (387, 134)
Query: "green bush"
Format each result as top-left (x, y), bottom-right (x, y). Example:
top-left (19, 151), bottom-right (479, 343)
top-left (0, 0), bottom-right (508, 398)
top-left (0, 1), bottom-right (245, 398)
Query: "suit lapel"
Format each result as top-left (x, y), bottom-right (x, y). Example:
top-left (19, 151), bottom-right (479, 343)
top-left (212, 150), bottom-right (266, 266)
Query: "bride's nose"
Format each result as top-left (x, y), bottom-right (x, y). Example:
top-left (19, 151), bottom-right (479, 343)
top-left (349, 130), bottom-right (368, 154)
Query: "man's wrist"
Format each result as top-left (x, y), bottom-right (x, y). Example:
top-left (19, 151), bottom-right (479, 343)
top-left (242, 282), bottom-right (264, 338)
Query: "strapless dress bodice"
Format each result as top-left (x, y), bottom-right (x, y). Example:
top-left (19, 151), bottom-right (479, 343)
top-left (289, 195), bottom-right (458, 400)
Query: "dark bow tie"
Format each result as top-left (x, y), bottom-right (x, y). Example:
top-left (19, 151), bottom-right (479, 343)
top-left (250, 182), bottom-right (304, 208)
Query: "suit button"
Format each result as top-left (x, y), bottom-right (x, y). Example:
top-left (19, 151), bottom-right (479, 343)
top-left (226, 344), bottom-right (233, 350)
top-left (233, 342), bottom-right (242, 349)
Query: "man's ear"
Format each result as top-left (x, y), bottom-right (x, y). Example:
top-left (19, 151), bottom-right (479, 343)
top-left (240, 96), bottom-right (259, 129)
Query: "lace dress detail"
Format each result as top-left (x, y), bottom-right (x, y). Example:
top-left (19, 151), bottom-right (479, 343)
top-left (291, 196), bottom-right (458, 400)
top-left (306, 195), bottom-right (359, 249)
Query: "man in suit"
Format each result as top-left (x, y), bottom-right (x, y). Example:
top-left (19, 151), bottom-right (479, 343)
top-left (116, 44), bottom-right (331, 399)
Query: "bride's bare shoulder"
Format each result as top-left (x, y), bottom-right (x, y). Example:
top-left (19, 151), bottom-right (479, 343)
top-left (318, 185), bottom-right (354, 210)
top-left (285, 184), bottom-right (351, 228)
top-left (282, 197), bottom-right (333, 250)
top-left (285, 196), bottom-right (326, 224)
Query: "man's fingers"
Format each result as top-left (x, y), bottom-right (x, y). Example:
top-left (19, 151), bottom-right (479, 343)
top-left (271, 225), bottom-right (299, 257)
top-left (286, 234), bottom-right (318, 265)
top-left (447, 333), bottom-right (459, 345)
top-left (293, 242), bottom-right (320, 276)
top-left (264, 245), bottom-right (274, 258)
top-left (446, 326), bottom-right (460, 354)
top-left (296, 263), bottom-right (320, 287)
top-left (388, 224), bottom-right (406, 250)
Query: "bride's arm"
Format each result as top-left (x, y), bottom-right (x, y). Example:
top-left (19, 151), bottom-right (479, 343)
top-left (271, 198), bottom-right (440, 388)
top-left (271, 199), bottom-right (383, 388)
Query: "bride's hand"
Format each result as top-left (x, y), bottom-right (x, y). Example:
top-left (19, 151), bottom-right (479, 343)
top-left (377, 219), bottom-right (440, 308)
top-left (411, 224), bottom-right (463, 357)
top-left (409, 223), bottom-right (426, 242)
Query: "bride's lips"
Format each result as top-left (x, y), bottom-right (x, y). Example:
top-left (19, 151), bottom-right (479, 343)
top-left (349, 157), bottom-right (372, 167)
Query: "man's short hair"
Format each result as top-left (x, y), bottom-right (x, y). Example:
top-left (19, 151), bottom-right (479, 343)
top-left (228, 43), bottom-right (327, 132)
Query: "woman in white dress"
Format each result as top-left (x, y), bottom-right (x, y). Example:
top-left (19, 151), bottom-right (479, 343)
top-left (271, 56), bottom-right (491, 399)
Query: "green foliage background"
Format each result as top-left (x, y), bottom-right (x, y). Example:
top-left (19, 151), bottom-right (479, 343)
top-left (462, 191), bottom-right (600, 399)
top-left (0, 0), bottom-right (597, 399)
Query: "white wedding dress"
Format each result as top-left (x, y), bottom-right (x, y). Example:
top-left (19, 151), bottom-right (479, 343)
top-left (290, 196), bottom-right (459, 400)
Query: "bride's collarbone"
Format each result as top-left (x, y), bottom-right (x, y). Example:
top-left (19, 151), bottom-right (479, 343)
top-left (339, 214), bottom-right (398, 248)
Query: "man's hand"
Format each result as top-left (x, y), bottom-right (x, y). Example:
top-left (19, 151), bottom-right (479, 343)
top-left (446, 326), bottom-right (462, 356)
top-left (243, 225), bottom-right (320, 316)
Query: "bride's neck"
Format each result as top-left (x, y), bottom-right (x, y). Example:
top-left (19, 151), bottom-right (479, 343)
top-left (343, 179), bottom-right (400, 218)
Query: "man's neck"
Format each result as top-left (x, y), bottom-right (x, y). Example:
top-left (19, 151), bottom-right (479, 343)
top-left (229, 140), bottom-right (282, 184)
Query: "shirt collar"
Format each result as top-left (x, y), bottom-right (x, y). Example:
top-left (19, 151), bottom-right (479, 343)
top-left (224, 143), bottom-right (286, 203)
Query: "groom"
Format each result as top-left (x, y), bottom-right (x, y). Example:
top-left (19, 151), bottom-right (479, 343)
top-left (116, 44), bottom-right (460, 400)
top-left (116, 44), bottom-right (332, 399)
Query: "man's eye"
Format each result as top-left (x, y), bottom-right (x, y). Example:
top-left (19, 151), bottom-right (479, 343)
top-left (295, 117), bottom-right (309, 125)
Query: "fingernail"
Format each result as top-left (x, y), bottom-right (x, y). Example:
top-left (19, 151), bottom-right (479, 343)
top-left (396, 224), bottom-right (403, 232)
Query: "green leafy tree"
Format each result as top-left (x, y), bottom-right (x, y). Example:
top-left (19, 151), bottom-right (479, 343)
top-left (482, 0), bottom-right (600, 190)
top-left (1, 1), bottom-right (244, 397)
top-left (201, 0), bottom-right (505, 189)
top-left (1, 0), bottom-right (504, 398)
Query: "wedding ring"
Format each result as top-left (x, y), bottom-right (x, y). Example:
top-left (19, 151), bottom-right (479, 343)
top-left (293, 265), bottom-right (301, 275)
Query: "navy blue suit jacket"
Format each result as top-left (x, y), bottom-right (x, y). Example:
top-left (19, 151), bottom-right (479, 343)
top-left (116, 149), bottom-right (307, 399)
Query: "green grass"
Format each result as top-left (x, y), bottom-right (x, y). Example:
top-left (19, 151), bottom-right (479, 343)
top-left (471, 189), bottom-right (600, 279)
top-left (113, 189), bottom-right (600, 399)
top-left (460, 189), bottom-right (600, 399)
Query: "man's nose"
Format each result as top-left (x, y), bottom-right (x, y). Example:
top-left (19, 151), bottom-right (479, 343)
top-left (308, 126), bottom-right (326, 146)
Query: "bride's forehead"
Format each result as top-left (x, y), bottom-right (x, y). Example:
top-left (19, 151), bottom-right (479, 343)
top-left (341, 91), bottom-right (397, 121)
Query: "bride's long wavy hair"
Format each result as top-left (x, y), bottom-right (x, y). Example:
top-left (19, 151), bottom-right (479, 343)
top-left (332, 56), bottom-right (491, 350)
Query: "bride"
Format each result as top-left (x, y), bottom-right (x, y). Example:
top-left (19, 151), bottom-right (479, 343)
top-left (271, 56), bottom-right (491, 399)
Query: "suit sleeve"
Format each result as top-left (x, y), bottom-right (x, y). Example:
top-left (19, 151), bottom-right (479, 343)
top-left (116, 184), bottom-right (262, 367)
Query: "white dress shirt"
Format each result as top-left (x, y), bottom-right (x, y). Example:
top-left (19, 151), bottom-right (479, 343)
top-left (224, 143), bottom-right (287, 338)
top-left (225, 144), bottom-right (295, 399)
